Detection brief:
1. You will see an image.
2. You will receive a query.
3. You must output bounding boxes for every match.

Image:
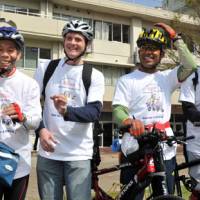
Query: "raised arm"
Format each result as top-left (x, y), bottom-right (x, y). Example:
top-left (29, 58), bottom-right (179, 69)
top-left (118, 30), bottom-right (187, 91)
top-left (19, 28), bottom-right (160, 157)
top-left (155, 22), bottom-right (197, 82)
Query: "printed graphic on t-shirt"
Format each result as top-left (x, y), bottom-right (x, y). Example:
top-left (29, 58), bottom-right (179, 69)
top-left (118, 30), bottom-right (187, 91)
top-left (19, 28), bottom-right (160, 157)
top-left (146, 93), bottom-right (164, 112)
top-left (143, 84), bottom-right (164, 121)
top-left (0, 90), bottom-right (15, 136)
top-left (59, 78), bottom-right (79, 107)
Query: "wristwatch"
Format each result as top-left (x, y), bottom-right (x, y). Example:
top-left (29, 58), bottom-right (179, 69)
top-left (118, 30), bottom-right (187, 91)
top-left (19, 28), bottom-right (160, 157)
top-left (173, 33), bottom-right (182, 43)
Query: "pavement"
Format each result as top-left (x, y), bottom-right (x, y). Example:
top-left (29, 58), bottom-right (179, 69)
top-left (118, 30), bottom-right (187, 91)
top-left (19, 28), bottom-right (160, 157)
top-left (26, 147), bottom-right (186, 200)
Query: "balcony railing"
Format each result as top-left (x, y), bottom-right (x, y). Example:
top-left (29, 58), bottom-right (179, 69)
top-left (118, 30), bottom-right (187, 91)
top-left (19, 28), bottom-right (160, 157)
top-left (0, 4), bottom-right (41, 17)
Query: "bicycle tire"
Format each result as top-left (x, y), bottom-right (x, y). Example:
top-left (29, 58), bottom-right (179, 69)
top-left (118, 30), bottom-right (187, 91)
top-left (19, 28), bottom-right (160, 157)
top-left (153, 194), bottom-right (184, 200)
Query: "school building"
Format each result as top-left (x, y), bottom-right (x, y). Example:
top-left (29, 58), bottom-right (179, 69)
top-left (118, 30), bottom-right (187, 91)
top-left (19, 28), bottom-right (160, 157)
top-left (0, 0), bottom-right (199, 146)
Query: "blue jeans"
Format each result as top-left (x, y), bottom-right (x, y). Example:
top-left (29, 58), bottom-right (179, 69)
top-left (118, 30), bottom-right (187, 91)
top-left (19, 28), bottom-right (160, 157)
top-left (37, 155), bottom-right (91, 200)
top-left (164, 156), bottom-right (176, 194)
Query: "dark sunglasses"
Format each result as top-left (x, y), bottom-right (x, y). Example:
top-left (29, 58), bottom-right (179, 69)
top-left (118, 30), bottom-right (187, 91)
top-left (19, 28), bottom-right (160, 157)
top-left (140, 45), bottom-right (161, 51)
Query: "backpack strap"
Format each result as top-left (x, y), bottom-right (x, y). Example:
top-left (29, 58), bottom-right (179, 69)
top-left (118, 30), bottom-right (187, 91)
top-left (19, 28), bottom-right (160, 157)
top-left (82, 63), bottom-right (92, 96)
top-left (42, 60), bottom-right (92, 100)
top-left (192, 70), bottom-right (198, 91)
top-left (42, 59), bottom-right (60, 100)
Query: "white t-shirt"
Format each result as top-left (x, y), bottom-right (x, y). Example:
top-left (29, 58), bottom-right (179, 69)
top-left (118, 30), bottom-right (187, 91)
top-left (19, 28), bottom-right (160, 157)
top-left (113, 68), bottom-right (180, 160)
top-left (0, 70), bottom-right (41, 179)
top-left (179, 69), bottom-right (200, 153)
top-left (34, 58), bottom-right (104, 161)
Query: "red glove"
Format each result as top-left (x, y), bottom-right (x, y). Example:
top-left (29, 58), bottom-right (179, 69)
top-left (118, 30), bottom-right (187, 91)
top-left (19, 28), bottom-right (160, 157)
top-left (12, 103), bottom-right (24, 122)
top-left (123, 118), bottom-right (145, 137)
top-left (154, 22), bottom-right (177, 40)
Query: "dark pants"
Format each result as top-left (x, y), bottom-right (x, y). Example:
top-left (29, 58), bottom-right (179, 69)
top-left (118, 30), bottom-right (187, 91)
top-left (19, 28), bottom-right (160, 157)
top-left (0, 175), bottom-right (29, 200)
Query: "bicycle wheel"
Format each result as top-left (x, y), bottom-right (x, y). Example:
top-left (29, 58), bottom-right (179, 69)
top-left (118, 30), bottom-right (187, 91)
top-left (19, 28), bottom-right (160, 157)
top-left (153, 194), bottom-right (184, 200)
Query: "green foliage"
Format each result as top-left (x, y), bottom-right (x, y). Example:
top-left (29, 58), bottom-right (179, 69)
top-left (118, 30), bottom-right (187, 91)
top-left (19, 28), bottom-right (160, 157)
top-left (164, 0), bottom-right (200, 62)
top-left (185, 0), bottom-right (200, 19)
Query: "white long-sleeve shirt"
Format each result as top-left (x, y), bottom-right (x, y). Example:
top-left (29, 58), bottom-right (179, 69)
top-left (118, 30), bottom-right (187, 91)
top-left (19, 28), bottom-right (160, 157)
top-left (0, 69), bottom-right (41, 179)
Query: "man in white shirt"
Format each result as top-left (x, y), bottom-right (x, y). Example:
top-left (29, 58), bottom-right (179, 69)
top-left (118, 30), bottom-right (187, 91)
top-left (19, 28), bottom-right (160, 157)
top-left (180, 69), bottom-right (200, 200)
top-left (34, 20), bottom-right (104, 200)
top-left (113, 23), bottom-right (197, 199)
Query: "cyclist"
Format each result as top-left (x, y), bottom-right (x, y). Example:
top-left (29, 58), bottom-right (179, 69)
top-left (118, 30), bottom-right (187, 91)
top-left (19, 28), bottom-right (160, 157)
top-left (0, 19), bottom-right (41, 199)
top-left (112, 22), bottom-right (197, 199)
top-left (34, 20), bottom-right (104, 200)
top-left (180, 68), bottom-right (200, 200)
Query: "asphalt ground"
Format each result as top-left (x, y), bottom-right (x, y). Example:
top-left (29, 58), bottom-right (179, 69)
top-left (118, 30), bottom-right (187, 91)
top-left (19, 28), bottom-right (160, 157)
top-left (26, 147), bottom-right (186, 200)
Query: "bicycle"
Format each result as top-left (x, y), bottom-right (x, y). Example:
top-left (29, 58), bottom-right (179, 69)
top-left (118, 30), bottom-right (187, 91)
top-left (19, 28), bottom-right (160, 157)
top-left (174, 154), bottom-right (200, 197)
top-left (92, 123), bottom-right (187, 200)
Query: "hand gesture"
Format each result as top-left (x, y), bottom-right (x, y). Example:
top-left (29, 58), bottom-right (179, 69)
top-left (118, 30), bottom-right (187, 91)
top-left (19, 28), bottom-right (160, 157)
top-left (123, 118), bottom-right (145, 137)
top-left (154, 22), bottom-right (177, 40)
top-left (39, 128), bottom-right (57, 152)
top-left (2, 103), bottom-right (25, 122)
top-left (50, 94), bottom-right (67, 116)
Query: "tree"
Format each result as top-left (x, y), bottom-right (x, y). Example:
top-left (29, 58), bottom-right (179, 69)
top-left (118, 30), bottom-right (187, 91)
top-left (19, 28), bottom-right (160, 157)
top-left (159, 0), bottom-right (200, 70)
top-left (172, 0), bottom-right (200, 54)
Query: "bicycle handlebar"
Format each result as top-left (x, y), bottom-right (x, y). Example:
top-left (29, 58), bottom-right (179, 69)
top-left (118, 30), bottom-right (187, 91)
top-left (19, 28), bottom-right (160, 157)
top-left (118, 124), bottom-right (195, 145)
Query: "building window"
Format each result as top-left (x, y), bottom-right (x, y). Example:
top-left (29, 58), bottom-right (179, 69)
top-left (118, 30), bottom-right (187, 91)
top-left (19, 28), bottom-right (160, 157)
top-left (0, 4), bottom-right (39, 16)
top-left (53, 13), bottom-right (61, 20)
top-left (16, 8), bottom-right (27, 15)
top-left (40, 48), bottom-right (51, 59)
top-left (85, 64), bottom-right (126, 86)
top-left (51, 13), bottom-right (130, 44)
top-left (17, 47), bottom-right (51, 69)
top-left (29, 9), bottom-right (40, 16)
top-left (53, 13), bottom-right (71, 21)
top-left (25, 47), bottom-right (38, 69)
top-left (83, 18), bottom-right (93, 27)
top-left (94, 20), bottom-right (102, 40)
top-left (93, 20), bottom-right (130, 43)
top-left (113, 23), bottom-right (121, 42)
top-left (102, 22), bottom-right (112, 41)
top-left (122, 25), bottom-right (130, 43)
top-left (4, 5), bottom-right (16, 13)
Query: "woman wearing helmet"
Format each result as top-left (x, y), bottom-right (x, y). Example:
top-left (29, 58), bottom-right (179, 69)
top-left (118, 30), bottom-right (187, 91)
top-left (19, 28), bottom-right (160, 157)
top-left (112, 23), bottom-right (197, 199)
top-left (0, 20), bottom-right (41, 199)
top-left (34, 20), bottom-right (104, 200)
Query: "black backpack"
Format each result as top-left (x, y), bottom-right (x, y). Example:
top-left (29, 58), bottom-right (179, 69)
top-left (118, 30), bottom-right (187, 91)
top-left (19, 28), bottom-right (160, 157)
top-left (192, 70), bottom-right (198, 91)
top-left (182, 70), bottom-right (198, 163)
top-left (42, 59), bottom-right (102, 167)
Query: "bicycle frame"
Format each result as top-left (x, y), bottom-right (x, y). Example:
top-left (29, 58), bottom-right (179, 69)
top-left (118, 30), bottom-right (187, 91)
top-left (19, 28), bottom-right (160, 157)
top-left (93, 130), bottom-right (179, 200)
top-left (92, 163), bottom-right (132, 200)
top-left (174, 158), bottom-right (200, 197)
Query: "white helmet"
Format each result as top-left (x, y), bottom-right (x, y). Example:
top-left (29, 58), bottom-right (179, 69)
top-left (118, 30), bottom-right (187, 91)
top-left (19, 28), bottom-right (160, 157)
top-left (62, 20), bottom-right (93, 41)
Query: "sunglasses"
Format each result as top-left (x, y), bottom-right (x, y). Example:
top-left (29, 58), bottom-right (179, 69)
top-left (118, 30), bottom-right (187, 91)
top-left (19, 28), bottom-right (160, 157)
top-left (140, 45), bottom-right (161, 51)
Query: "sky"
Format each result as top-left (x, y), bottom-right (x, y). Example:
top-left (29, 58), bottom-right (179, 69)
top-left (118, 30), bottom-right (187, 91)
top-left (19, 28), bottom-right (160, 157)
top-left (122, 0), bottom-right (162, 8)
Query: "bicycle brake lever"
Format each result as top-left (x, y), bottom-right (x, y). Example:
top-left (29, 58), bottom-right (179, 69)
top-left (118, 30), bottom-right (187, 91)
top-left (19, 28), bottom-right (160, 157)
top-left (176, 140), bottom-right (187, 145)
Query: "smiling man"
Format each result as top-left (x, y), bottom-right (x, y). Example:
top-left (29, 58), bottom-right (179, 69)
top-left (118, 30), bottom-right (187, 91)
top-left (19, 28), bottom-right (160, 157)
top-left (112, 23), bottom-right (197, 199)
top-left (34, 20), bottom-right (104, 200)
top-left (0, 20), bottom-right (41, 199)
